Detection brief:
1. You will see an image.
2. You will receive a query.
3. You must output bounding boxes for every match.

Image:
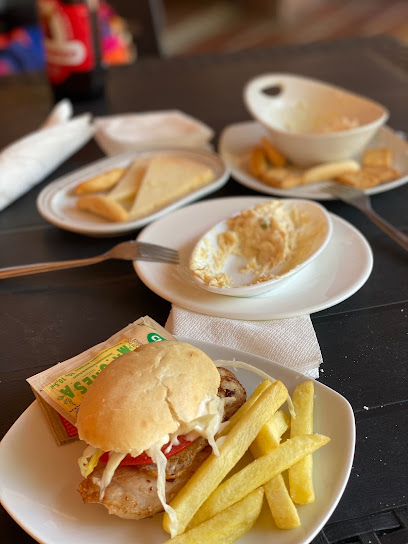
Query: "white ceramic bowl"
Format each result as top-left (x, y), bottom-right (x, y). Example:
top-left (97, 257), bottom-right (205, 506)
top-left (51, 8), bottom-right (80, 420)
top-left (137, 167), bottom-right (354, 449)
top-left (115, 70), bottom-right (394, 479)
top-left (189, 198), bottom-right (332, 297)
top-left (243, 73), bottom-right (389, 166)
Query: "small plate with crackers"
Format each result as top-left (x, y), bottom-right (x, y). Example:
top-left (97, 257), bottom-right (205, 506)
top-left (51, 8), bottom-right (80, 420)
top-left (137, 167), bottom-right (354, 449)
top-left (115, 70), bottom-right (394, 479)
top-left (37, 147), bottom-right (229, 236)
top-left (219, 121), bottom-right (408, 200)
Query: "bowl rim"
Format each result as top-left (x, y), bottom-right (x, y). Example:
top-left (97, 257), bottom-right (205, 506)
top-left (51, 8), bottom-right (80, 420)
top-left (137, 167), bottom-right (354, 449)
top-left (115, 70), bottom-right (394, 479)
top-left (243, 72), bottom-right (389, 140)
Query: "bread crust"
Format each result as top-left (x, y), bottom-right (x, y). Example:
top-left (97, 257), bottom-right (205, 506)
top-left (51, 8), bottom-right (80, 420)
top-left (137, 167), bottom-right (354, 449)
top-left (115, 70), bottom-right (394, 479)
top-left (76, 341), bottom-right (220, 455)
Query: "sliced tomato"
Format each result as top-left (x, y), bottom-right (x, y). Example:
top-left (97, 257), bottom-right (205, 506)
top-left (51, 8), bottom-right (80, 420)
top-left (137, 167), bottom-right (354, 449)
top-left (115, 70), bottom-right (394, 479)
top-left (99, 435), bottom-right (195, 466)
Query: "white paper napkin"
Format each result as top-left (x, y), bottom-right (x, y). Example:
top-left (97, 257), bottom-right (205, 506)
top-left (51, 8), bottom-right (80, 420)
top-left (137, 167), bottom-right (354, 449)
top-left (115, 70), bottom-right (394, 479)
top-left (93, 110), bottom-right (214, 156)
top-left (166, 305), bottom-right (322, 378)
top-left (0, 99), bottom-right (93, 211)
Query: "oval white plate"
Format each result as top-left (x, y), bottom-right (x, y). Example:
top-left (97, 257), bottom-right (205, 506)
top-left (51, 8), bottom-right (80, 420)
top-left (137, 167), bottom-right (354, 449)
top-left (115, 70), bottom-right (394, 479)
top-left (37, 147), bottom-right (230, 237)
top-left (0, 338), bottom-right (355, 544)
top-left (190, 199), bottom-right (332, 297)
top-left (219, 121), bottom-right (408, 200)
top-left (134, 197), bottom-right (373, 320)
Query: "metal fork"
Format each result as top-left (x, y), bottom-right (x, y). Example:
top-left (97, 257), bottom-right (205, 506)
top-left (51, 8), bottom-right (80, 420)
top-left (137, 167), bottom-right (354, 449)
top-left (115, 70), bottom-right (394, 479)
top-left (0, 241), bottom-right (179, 279)
top-left (325, 183), bottom-right (408, 251)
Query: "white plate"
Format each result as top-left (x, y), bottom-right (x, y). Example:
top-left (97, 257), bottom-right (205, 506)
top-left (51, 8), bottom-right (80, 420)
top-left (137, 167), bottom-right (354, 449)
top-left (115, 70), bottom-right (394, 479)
top-left (135, 197), bottom-right (373, 320)
top-left (189, 199), bottom-right (332, 297)
top-left (219, 121), bottom-right (408, 200)
top-left (0, 338), bottom-right (355, 544)
top-left (37, 147), bottom-right (230, 237)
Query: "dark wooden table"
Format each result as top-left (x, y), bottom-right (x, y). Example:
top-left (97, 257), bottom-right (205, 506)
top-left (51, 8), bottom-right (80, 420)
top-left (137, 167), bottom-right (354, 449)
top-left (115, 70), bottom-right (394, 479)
top-left (1, 35), bottom-right (407, 544)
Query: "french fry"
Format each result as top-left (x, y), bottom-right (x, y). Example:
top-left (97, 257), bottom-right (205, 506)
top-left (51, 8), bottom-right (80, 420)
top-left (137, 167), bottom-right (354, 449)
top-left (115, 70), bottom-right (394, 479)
top-left (190, 433), bottom-right (330, 528)
top-left (260, 137), bottom-right (286, 167)
top-left (163, 380), bottom-right (288, 536)
top-left (162, 487), bottom-right (264, 544)
top-left (263, 473), bottom-right (301, 529)
top-left (73, 168), bottom-right (125, 194)
top-left (261, 167), bottom-right (303, 188)
top-left (249, 146), bottom-right (268, 177)
top-left (303, 160), bottom-right (360, 184)
top-left (250, 411), bottom-right (300, 530)
top-left (289, 381), bottom-right (315, 504)
top-left (76, 194), bottom-right (129, 222)
top-left (217, 379), bottom-right (271, 438)
top-left (250, 410), bottom-right (289, 459)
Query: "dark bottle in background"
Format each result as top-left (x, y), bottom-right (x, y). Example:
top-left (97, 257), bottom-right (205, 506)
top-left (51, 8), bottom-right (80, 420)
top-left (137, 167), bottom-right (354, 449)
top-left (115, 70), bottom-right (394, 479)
top-left (37, 0), bottom-right (105, 101)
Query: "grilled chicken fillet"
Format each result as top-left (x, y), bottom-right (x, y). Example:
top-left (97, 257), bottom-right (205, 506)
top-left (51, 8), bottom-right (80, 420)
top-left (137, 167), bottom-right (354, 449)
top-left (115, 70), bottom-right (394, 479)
top-left (77, 367), bottom-right (246, 519)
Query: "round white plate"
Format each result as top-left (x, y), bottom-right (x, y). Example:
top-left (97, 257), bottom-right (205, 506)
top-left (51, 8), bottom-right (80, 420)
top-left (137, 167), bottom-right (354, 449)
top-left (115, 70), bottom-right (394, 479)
top-left (37, 147), bottom-right (230, 237)
top-left (135, 197), bottom-right (373, 320)
top-left (0, 338), bottom-right (355, 544)
top-left (219, 121), bottom-right (408, 200)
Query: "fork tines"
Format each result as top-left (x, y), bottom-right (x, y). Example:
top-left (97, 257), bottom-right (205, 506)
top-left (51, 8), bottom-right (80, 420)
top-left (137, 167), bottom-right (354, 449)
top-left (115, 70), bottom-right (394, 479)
top-left (136, 242), bottom-right (180, 264)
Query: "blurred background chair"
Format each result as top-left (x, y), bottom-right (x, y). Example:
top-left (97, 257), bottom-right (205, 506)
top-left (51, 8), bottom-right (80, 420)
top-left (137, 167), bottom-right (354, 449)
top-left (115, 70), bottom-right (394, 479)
top-left (1, 0), bottom-right (408, 76)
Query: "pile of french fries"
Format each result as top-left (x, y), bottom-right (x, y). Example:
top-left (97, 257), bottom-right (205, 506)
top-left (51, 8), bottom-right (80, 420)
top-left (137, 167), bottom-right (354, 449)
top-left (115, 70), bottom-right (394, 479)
top-left (250, 136), bottom-right (400, 190)
top-left (162, 379), bottom-right (330, 544)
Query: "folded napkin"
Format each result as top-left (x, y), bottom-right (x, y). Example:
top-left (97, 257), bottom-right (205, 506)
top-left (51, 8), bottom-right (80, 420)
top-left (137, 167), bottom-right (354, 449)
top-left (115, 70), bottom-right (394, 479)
top-left (166, 305), bottom-right (322, 379)
top-left (93, 110), bottom-right (214, 156)
top-left (0, 99), bottom-right (93, 211)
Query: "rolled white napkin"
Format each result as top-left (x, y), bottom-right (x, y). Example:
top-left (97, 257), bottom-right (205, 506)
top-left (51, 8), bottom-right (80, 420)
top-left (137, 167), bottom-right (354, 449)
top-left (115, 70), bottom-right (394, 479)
top-left (40, 98), bottom-right (73, 128)
top-left (0, 99), bottom-right (93, 211)
top-left (166, 305), bottom-right (322, 378)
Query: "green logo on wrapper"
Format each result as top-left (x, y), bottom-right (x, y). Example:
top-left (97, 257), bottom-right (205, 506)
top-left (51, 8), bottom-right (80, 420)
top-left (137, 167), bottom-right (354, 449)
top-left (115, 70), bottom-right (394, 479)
top-left (147, 332), bottom-right (166, 343)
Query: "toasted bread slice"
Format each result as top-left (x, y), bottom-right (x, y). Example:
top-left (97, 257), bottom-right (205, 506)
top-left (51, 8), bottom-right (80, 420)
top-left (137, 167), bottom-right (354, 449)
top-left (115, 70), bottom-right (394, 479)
top-left (77, 194), bottom-right (129, 222)
top-left (129, 156), bottom-right (215, 219)
top-left (108, 158), bottom-right (149, 201)
top-left (74, 168), bottom-right (125, 195)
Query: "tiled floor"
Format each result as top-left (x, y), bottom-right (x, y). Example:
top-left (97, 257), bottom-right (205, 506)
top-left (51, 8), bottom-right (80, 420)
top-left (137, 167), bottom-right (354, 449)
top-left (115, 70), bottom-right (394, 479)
top-left (162, 0), bottom-right (408, 56)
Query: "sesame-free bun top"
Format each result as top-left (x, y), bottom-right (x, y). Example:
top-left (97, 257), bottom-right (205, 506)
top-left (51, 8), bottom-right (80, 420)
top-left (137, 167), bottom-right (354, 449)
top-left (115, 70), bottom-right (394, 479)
top-left (76, 340), bottom-right (220, 455)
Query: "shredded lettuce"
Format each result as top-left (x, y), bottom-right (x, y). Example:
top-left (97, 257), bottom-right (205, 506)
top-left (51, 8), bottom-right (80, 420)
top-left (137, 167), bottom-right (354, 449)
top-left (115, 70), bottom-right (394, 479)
top-left (186, 395), bottom-right (224, 456)
top-left (147, 440), bottom-right (178, 537)
top-left (78, 445), bottom-right (103, 478)
top-left (98, 451), bottom-right (126, 500)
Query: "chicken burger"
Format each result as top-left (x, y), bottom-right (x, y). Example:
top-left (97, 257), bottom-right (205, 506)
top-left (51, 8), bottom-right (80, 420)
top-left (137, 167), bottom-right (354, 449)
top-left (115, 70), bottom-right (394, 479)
top-left (76, 340), bottom-right (246, 520)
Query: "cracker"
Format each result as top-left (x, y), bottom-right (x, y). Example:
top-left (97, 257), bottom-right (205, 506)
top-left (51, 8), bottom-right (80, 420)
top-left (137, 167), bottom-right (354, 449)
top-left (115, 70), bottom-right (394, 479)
top-left (73, 168), bottom-right (126, 195)
top-left (363, 148), bottom-right (392, 168)
top-left (76, 194), bottom-right (129, 222)
top-left (336, 166), bottom-right (400, 189)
